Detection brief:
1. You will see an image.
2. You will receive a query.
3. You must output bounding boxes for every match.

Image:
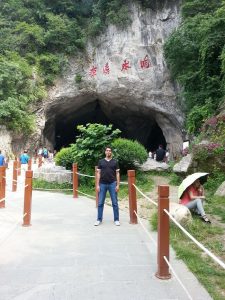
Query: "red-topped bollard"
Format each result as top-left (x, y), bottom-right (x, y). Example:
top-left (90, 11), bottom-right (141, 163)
top-left (95, 166), bottom-right (99, 207)
top-left (0, 166), bottom-right (6, 208)
top-left (17, 160), bottom-right (21, 176)
top-left (12, 160), bottom-right (18, 192)
top-left (38, 155), bottom-right (42, 168)
top-left (22, 170), bottom-right (33, 226)
top-left (127, 170), bottom-right (138, 224)
top-left (156, 185), bottom-right (171, 280)
top-left (73, 163), bottom-right (78, 198)
top-left (28, 158), bottom-right (32, 170)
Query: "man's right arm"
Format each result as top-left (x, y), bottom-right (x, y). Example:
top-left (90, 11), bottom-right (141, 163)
top-left (97, 169), bottom-right (101, 192)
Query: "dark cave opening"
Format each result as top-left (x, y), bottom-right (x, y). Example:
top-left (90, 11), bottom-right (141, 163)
top-left (45, 100), bottom-right (167, 152)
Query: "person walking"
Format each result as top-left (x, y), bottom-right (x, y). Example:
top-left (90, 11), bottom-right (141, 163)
top-left (95, 146), bottom-right (120, 226)
top-left (0, 150), bottom-right (5, 166)
top-left (20, 150), bottom-right (30, 171)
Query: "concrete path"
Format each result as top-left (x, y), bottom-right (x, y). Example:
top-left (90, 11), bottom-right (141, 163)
top-left (0, 178), bottom-right (213, 300)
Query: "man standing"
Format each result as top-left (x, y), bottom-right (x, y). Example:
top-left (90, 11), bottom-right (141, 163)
top-left (0, 150), bottom-right (5, 166)
top-left (156, 145), bottom-right (166, 162)
top-left (95, 146), bottom-right (120, 226)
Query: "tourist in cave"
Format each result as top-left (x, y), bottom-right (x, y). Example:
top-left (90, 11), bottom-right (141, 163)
top-left (94, 146), bottom-right (120, 226)
top-left (155, 145), bottom-right (166, 162)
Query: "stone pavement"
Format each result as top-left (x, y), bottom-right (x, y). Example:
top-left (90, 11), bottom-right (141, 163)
top-left (0, 173), bottom-right (213, 300)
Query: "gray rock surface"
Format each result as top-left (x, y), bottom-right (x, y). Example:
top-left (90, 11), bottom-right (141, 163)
top-left (33, 164), bottom-right (72, 184)
top-left (140, 158), bottom-right (169, 171)
top-left (215, 181), bottom-right (225, 197)
top-left (15, 1), bottom-right (184, 159)
top-left (170, 202), bottom-right (192, 225)
top-left (173, 154), bottom-right (192, 173)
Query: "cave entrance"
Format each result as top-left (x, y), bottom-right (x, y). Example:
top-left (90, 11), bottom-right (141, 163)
top-left (44, 99), bottom-right (167, 152)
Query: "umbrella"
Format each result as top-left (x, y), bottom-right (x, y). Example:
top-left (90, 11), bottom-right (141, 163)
top-left (178, 172), bottom-right (209, 199)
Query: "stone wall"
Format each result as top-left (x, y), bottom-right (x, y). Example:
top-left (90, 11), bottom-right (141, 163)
top-left (0, 125), bottom-right (13, 158)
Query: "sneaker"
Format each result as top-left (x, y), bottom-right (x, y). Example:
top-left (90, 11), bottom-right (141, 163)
top-left (94, 220), bottom-right (101, 226)
top-left (114, 220), bottom-right (120, 226)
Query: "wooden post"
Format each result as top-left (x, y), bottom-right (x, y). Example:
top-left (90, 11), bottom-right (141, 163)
top-left (22, 170), bottom-right (33, 227)
top-left (73, 163), bottom-right (78, 198)
top-left (38, 155), bottom-right (42, 168)
top-left (17, 160), bottom-right (21, 176)
top-left (0, 166), bottom-right (6, 208)
top-left (28, 158), bottom-right (32, 170)
top-left (12, 160), bottom-right (18, 192)
top-left (95, 166), bottom-right (99, 208)
top-left (155, 185), bottom-right (171, 280)
top-left (127, 170), bottom-right (138, 224)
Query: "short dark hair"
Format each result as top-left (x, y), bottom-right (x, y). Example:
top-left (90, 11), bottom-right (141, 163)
top-left (105, 146), bottom-right (112, 151)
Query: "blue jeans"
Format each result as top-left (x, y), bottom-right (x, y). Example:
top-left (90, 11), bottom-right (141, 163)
top-left (185, 198), bottom-right (205, 216)
top-left (97, 182), bottom-right (119, 221)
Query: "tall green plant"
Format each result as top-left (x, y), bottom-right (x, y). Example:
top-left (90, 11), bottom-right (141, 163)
top-left (70, 123), bottom-right (121, 171)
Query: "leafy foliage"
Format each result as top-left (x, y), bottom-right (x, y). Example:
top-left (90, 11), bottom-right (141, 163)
top-left (0, 0), bottom-right (133, 132)
top-left (54, 147), bottom-right (74, 169)
top-left (164, 0), bottom-right (225, 134)
top-left (70, 123), bottom-right (121, 171)
top-left (112, 138), bottom-right (148, 173)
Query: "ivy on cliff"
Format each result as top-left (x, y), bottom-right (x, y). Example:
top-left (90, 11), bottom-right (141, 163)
top-left (164, 0), bottom-right (225, 134)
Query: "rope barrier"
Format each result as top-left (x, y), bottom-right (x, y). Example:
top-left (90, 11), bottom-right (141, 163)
top-left (75, 189), bottom-right (96, 199)
top-left (134, 210), bottom-right (157, 246)
top-left (163, 256), bottom-right (193, 300)
top-left (33, 188), bottom-right (73, 191)
top-left (133, 184), bottom-right (158, 206)
top-left (35, 171), bottom-right (73, 175)
top-left (76, 172), bottom-right (95, 178)
top-left (120, 181), bottom-right (128, 185)
top-left (0, 198), bottom-right (5, 203)
top-left (164, 209), bottom-right (225, 270)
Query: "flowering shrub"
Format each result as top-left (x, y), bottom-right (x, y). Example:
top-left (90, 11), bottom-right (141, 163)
top-left (193, 143), bottom-right (224, 161)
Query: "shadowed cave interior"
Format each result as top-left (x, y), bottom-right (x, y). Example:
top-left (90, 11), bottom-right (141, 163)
top-left (43, 100), bottom-right (167, 152)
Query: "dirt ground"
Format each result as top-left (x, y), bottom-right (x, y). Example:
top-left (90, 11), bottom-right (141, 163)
top-left (117, 175), bottom-right (179, 220)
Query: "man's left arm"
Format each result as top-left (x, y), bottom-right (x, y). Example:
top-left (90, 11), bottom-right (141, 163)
top-left (116, 169), bottom-right (120, 192)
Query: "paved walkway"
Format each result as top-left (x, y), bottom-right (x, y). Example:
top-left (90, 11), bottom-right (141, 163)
top-left (0, 167), bottom-right (212, 300)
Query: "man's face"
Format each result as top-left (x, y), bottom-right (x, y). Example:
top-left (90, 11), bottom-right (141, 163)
top-left (105, 148), bottom-right (112, 158)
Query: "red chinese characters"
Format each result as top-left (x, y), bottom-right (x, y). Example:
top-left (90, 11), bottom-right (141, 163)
top-left (103, 62), bottom-right (110, 75)
top-left (121, 59), bottom-right (131, 71)
top-left (89, 66), bottom-right (97, 77)
top-left (140, 55), bottom-right (151, 69)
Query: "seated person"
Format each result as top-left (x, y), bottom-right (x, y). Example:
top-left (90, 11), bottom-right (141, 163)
top-left (179, 179), bottom-right (211, 223)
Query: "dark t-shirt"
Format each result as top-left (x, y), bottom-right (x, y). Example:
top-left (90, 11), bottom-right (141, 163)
top-left (156, 148), bottom-right (166, 162)
top-left (98, 158), bottom-right (119, 184)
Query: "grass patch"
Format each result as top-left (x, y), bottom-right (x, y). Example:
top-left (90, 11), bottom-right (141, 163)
top-left (33, 179), bottom-right (73, 194)
top-left (206, 196), bottom-right (225, 223)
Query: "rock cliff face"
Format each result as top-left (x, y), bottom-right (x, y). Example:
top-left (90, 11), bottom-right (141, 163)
top-left (27, 1), bottom-right (183, 157)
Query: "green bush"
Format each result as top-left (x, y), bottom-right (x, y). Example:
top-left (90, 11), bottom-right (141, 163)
top-left (112, 138), bottom-right (148, 173)
top-left (55, 147), bottom-right (74, 170)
